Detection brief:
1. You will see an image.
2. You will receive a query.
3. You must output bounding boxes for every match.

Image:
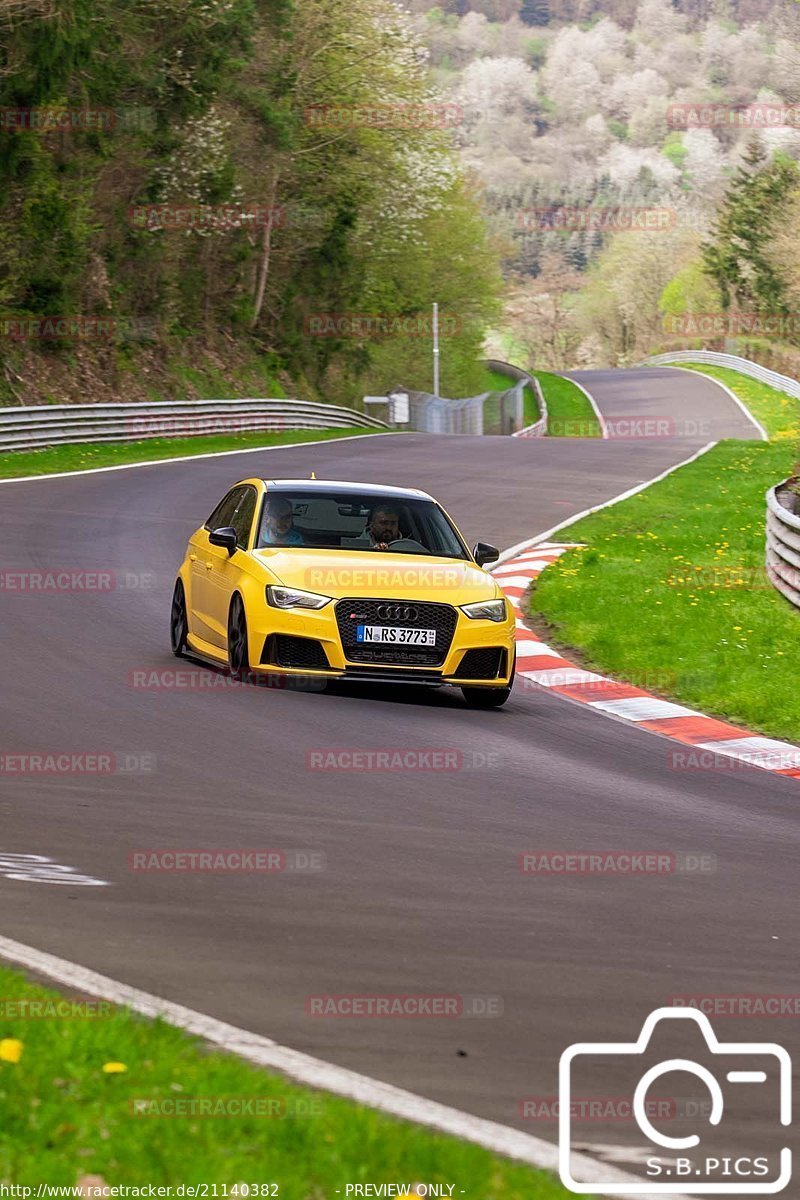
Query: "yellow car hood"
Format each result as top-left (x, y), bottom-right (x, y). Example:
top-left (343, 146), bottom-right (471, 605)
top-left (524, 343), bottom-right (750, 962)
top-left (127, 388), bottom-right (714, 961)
top-left (251, 548), bottom-right (500, 603)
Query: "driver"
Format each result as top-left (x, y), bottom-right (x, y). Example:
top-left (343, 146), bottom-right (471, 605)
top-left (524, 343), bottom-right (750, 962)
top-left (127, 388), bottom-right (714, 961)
top-left (261, 496), bottom-right (303, 546)
top-left (366, 505), bottom-right (401, 550)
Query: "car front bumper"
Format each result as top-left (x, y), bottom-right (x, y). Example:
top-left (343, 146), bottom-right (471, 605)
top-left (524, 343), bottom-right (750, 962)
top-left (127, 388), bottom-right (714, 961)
top-left (246, 598), bottom-right (516, 688)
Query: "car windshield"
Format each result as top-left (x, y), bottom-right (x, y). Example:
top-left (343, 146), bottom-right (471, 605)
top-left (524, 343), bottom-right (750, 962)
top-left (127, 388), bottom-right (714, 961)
top-left (256, 490), bottom-right (470, 559)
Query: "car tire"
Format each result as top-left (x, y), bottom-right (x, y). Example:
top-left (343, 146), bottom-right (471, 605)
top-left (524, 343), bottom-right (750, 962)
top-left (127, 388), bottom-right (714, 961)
top-left (170, 580), bottom-right (188, 658)
top-left (461, 651), bottom-right (515, 709)
top-left (228, 594), bottom-right (250, 678)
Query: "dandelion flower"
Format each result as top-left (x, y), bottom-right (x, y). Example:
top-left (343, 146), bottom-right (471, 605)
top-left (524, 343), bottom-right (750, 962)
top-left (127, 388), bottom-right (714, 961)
top-left (0, 1039), bottom-right (23, 1063)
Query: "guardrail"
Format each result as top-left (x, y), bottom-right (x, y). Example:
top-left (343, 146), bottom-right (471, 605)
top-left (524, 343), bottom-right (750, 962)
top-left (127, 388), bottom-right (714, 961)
top-left (483, 359), bottom-right (548, 437)
top-left (0, 398), bottom-right (387, 453)
top-left (406, 390), bottom-right (488, 435)
top-left (767, 480), bottom-right (800, 609)
top-left (642, 350), bottom-right (800, 401)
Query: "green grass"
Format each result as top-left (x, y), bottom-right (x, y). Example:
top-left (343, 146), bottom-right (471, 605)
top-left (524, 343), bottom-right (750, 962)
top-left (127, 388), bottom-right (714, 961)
top-left (0, 428), bottom-right (379, 480)
top-left (666, 363), bottom-right (800, 442)
top-left (530, 433), bottom-right (800, 740)
top-left (530, 371), bottom-right (602, 438)
top-left (0, 965), bottom-right (574, 1197)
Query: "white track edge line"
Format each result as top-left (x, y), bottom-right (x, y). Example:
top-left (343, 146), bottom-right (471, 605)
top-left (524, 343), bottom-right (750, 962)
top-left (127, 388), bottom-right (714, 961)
top-left (0, 933), bottom-right (684, 1198)
top-left (649, 364), bottom-right (768, 442)
top-left (0, 431), bottom-right (397, 486)
top-left (494, 440), bottom-right (717, 565)
top-left (556, 373), bottom-right (609, 439)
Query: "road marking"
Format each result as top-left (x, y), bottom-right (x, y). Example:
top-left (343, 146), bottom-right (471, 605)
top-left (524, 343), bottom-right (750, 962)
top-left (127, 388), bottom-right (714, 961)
top-left (0, 432), bottom-right (395, 487)
top-left (558, 373), bottom-right (609, 438)
top-left (0, 853), bottom-right (109, 886)
top-left (0, 933), bottom-right (680, 1200)
top-left (694, 736), bottom-right (800, 772)
top-left (587, 697), bottom-right (700, 722)
top-left (650, 365), bottom-right (769, 442)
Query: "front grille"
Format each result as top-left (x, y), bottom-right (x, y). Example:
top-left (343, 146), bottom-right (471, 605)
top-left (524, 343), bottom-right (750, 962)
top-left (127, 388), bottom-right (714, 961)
top-left (453, 647), bottom-right (506, 680)
top-left (262, 634), bottom-right (330, 670)
top-left (335, 598), bottom-right (458, 667)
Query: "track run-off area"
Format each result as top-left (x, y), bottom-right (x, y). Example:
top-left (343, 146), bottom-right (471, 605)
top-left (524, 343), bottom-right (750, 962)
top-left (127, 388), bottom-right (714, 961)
top-left (0, 366), bottom-right (795, 1180)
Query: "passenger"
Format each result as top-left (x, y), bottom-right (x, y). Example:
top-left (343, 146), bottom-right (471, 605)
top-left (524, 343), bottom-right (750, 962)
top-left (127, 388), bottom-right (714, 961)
top-left (261, 497), bottom-right (303, 546)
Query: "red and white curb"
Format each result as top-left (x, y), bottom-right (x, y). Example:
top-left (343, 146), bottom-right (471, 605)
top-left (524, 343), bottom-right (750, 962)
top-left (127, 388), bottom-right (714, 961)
top-left (494, 546), bottom-right (800, 780)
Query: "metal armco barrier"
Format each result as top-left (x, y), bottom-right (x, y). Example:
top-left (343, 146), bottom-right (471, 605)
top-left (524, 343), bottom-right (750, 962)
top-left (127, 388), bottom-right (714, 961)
top-left (406, 390), bottom-right (488, 435)
top-left (643, 350), bottom-right (800, 401)
top-left (0, 398), bottom-right (387, 453)
top-left (483, 359), bottom-right (547, 438)
top-left (767, 481), bottom-right (800, 610)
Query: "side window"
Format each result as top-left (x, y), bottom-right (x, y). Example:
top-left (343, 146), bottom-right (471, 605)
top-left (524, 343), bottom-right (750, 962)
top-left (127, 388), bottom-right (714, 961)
top-left (230, 487), bottom-right (257, 550)
top-left (205, 487), bottom-right (244, 532)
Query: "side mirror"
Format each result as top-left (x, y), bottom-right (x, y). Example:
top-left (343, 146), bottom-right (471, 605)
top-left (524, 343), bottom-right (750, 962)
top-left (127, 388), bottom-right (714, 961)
top-left (209, 526), bottom-right (238, 554)
top-left (472, 541), bottom-right (499, 567)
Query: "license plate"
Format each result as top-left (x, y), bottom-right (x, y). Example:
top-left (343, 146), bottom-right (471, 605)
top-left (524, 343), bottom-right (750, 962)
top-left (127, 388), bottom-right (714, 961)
top-left (356, 625), bottom-right (436, 646)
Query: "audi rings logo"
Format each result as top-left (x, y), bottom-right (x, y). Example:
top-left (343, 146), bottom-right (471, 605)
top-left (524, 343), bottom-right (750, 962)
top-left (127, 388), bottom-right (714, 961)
top-left (376, 604), bottom-right (419, 622)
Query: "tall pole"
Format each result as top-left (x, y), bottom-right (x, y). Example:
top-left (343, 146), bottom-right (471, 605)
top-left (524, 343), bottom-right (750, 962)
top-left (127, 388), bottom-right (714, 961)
top-left (432, 301), bottom-right (440, 398)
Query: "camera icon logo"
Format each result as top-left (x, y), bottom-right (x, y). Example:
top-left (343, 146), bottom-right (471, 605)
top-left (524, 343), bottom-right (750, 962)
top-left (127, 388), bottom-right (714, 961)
top-left (559, 1007), bottom-right (791, 1194)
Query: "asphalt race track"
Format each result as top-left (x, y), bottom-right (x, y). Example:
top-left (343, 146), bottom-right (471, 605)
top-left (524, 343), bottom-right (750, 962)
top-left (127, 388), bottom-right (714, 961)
top-left (1, 367), bottom-right (796, 1175)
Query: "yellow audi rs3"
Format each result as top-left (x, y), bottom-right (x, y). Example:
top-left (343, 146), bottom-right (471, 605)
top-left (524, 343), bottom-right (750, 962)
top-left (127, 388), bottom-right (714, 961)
top-left (170, 478), bottom-right (516, 707)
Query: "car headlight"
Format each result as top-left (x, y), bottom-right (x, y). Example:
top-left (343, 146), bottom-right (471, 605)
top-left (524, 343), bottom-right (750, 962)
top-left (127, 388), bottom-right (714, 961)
top-left (266, 586), bottom-right (332, 610)
top-left (460, 598), bottom-right (507, 622)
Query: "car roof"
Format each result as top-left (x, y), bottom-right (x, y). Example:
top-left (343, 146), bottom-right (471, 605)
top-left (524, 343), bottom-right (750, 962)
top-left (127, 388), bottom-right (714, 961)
top-left (259, 479), bottom-right (433, 501)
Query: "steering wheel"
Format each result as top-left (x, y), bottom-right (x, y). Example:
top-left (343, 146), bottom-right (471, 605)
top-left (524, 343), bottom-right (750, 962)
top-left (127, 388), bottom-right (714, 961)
top-left (386, 537), bottom-right (430, 553)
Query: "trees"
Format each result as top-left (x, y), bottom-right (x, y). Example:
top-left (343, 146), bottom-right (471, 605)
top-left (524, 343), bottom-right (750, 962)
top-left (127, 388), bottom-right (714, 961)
top-left (702, 143), bottom-right (799, 312)
top-left (0, 0), bottom-right (502, 403)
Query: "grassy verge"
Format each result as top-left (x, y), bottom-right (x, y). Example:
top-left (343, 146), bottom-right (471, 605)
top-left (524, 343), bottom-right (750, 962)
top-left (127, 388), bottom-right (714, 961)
top-left (0, 964), bottom-right (573, 1197)
top-left (530, 413), bottom-right (800, 739)
top-left (0, 428), bottom-right (379, 481)
top-left (665, 363), bottom-right (800, 441)
top-left (530, 371), bottom-right (602, 438)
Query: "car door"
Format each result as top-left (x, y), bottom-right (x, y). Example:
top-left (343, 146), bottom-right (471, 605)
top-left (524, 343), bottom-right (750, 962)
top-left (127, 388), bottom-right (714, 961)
top-left (202, 485), bottom-right (259, 650)
top-left (189, 486), bottom-right (244, 648)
